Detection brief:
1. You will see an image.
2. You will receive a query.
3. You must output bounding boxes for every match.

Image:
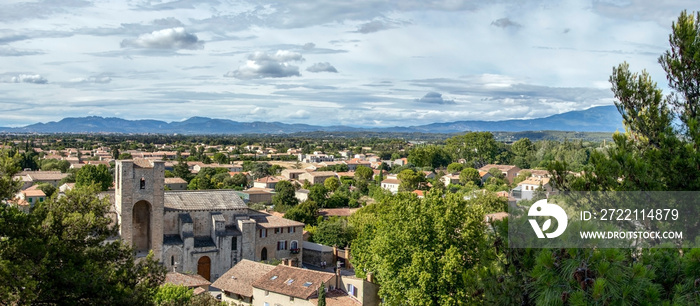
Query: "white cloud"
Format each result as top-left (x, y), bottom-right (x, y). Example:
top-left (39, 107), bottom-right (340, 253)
top-left (287, 109), bottom-right (310, 119)
top-left (70, 76), bottom-right (112, 84)
top-left (120, 27), bottom-right (203, 49)
top-left (306, 62), bottom-right (338, 73)
top-left (224, 50), bottom-right (304, 79)
top-left (8, 74), bottom-right (48, 84)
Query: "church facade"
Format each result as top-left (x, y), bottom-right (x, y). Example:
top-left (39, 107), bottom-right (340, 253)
top-left (113, 159), bottom-right (304, 281)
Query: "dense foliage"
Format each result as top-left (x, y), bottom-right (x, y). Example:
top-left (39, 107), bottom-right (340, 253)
top-left (0, 184), bottom-right (165, 304)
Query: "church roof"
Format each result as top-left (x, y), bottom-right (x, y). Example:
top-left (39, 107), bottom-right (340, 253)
top-left (164, 190), bottom-right (247, 211)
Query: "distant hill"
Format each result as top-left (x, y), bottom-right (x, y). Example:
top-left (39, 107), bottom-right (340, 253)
top-left (0, 105), bottom-right (623, 134)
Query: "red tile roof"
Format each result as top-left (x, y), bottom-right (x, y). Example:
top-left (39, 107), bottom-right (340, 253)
top-left (211, 260), bottom-right (275, 298)
top-left (165, 271), bottom-right (211, 288)
top-left (252, 265), bottom-right (335, 299)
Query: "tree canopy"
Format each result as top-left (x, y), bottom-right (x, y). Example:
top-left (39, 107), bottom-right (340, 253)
top-left (0, 185), bottom-right (165, 304)
top-left (75, 164), bottom-right (113, 191)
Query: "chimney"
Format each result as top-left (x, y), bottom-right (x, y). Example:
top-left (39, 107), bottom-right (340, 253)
top-left (366, 272), bottom-right (374, 283)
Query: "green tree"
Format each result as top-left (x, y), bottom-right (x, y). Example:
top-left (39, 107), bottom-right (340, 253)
top-left (75, 164), bottom-right (113, 191)
top-left (284, 200), bottom-right (319, 225)
top-left (397, 169), bottom-right (425, 192)
top-left (459, 167), bottom-right (481, 186)
top-left (446, 162), bottom-right (463, 174)
top-left (408, 146), bottom-right (452, 169)
top-left (351, 192), bottom-right (491, 305)
top-left (659, 10), bottom-right (700, 145)
top-left (0, 186), bottom-right (166, 304)
top-left (324, 177), bottom-right (340, 192)
top-left (445, 132), bottom-right (499, 168)
top-left (118, 153), bottom-right (133, 160)
top-left (36, 183), bottom-right (56, 198)
top-left (308, 184), bottom-right (328, 208)
top-left (40, 159), bottom-right (71, 172)
top-left (212, 152), bottom-right (229, 164)
top-left (111, 146), bottom-right (120, 160)
top-left (153, 284), bottom-right (193, 305)
top-left (173, 159), bottom-right (193, 182)
top-left (229, 173), bottom-right (248, 188)
top-left (0, 150), bottom-right (21, 200)
top-left (314, 218), bottom-right (353, 247)
top-left (512, 170), bottom-right (532, 185)
top-left (273, 180), bottom-right (298, 209)
top-left (511, 137), bottom-right (534, 157)
top-left (252, 162), bottom-right (271, 179)
top-left (354, 165), bottom-right (373, 181)
top-left (318, 282), bottom-right (326, 306)
top-left (533, 11), bottom-right (700, 304)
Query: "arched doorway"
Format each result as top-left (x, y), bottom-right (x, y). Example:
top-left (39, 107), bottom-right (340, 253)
top-left (132, 201), bottom-right (151, 253)
top-left (197, 256), bottom-right (211, 281)
top-left (261, 247), bottom-right (268, 261)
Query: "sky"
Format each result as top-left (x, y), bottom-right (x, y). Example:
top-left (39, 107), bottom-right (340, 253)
top-left (0, 0), bottom-right (695, 128)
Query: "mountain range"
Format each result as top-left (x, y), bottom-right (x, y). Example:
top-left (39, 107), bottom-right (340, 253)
top-left (0, 105), bottom-right (623, 134)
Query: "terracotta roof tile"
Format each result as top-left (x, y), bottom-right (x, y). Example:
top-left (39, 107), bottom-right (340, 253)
top-left (309, 289), bottom-right (361, 306)
top-left (165, 271), bottom-right (211, 288)
top-left (318, 208), bottom-right (359, 217)
top-left (165, 177), bottom-right (187, 184)
top-left (252, 265), bottom-right (335, 299)
top-left (211, 260), bottom-right (275, 298)
top-left (248, 210), bottom-right (305, 228)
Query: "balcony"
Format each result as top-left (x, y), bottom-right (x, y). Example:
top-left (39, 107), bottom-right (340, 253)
top-left (290, 248), bottom-right (300, 254)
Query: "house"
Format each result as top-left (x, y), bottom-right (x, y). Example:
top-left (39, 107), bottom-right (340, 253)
top-left (422, 171), bottom-right (436, 179)
top-left (526, 169), bottom-right (551, 179)
top-left (511, 177), bottom-right (556, 201)
top-left (112, 159), bottom-right (304, 283)
top-left (164, 271), bottom-right (211, 295)
top-left (299, 152), bottom-right (334, 163)
top-left (240, 188), bottom-right (276, 204)
top-left (14, 171), bottom-right (69, 189)
top-left (254, 176), bottom-right (280, 189)
top-left (281, 169), bottom-right (308, 180)
top-left (478, 170), bottom-right (493, 184)
top-left (372, 169), bottom-right (388, 180)
top-left (299, 171), bottom-right (337, 185)
top-left (412, 190), bottom-right (425, 198)
top-left (338, 150), bottom-right (353, 158)
top-left (478, 164), bottom-right (521, 184)
top-left (440, 174), bottom-right (461, 186)
top-left (164, 177), bottom-right (188, 191)
top-left (380, 178), bottom-right (400, 193)
top-left (212, 259), bottom-right (276, 305)
top-left (59, 183), bottom-right (75, 193)
top-left (345, 158), bottom-right (371, 171)
top-left (249, 263), bottom-right (380, 306)
top-left (295, 189), bottom-right (310, 202)
top-left (393, 158), bottom-right (408, 166)
top-left (252, 264), bottom-right (335, 306)
top-left (16, 187), bottom-right (46, 208)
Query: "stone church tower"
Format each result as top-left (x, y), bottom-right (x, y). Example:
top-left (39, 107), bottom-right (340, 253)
top-left (114, 159), bottom-right (165, 259)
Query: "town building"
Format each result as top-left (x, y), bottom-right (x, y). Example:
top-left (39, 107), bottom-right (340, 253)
top-left (113, 159), bottom-right (303, 282)
top-left (478, 164), bottom-right (521, 184)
